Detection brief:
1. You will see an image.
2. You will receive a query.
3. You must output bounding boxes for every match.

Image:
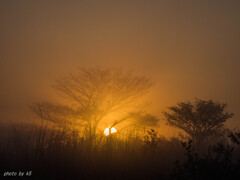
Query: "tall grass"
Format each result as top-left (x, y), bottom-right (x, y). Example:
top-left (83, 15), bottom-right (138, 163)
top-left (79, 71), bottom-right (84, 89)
top-left (0, 123), bottom-right (184, 179)
top-left (1, 123), bottom-right (240, 179)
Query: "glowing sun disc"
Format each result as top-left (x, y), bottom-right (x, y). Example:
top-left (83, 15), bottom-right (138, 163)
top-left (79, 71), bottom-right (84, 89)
top-left (104, 127), bottom-right (117, 136)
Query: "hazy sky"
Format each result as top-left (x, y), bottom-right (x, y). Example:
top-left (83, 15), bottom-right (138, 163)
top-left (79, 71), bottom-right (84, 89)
top-left (1, 0), bottom-right (240, 128)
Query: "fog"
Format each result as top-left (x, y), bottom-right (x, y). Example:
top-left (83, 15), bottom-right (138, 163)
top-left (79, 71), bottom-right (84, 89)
top-left (1, 0), bottom-right (240, 128)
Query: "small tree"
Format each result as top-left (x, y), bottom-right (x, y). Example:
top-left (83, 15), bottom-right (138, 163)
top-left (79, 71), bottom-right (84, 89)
top-left (31, 67), bottom-right (153, 138)
top-left (163, 99), bottom-right (233, 142)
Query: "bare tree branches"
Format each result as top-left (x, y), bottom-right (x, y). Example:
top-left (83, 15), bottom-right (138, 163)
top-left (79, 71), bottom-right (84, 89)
top-left (31, 67), bottom-right (153, 135)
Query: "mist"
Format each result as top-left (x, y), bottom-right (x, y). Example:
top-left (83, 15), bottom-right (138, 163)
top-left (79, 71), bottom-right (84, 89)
top-left (1, 1), bottom-right (240, 179)
top-left (1, 1), bottom-right (240, 127)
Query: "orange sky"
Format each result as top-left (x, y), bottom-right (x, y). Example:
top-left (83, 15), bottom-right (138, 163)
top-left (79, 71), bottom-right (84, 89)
top-left (0, 0), bottom-right (240, 129)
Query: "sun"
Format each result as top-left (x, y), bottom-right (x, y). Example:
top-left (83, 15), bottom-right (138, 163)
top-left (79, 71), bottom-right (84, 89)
top-left (104, 127), bottom-right (117, 136)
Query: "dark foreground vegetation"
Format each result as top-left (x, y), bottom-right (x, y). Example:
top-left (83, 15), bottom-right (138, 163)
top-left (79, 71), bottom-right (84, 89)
top-left (6, 67), bottom-right (235, 179)
top-left (1, 123), bottom-right (240, 180)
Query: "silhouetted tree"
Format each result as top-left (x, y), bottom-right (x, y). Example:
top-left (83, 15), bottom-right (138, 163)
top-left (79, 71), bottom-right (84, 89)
top-left (31, 67), bottom-right (153, 138)
top-left (163, 99), bottom-right (233, 142)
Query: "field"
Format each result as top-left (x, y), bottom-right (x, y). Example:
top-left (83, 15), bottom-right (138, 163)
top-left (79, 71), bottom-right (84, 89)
top-left (1, 122), bottom-right (240, 179)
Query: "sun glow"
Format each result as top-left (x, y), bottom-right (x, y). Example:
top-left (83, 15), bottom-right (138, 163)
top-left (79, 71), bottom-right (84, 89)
top-left (104, 127), bottom-right (117, 136)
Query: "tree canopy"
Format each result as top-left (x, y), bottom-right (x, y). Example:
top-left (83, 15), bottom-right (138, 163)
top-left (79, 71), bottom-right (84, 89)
top-left (163, 99), bottom-right (233, 142)
top-left (31, 67), bottom-right (153, 136)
